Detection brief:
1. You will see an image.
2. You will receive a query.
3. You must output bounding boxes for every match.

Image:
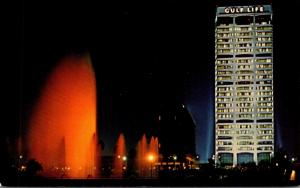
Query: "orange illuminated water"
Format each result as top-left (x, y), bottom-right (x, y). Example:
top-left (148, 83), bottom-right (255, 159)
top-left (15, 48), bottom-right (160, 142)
top-left (27, 54), bottom-right (98, 178)
top-left (136, 134), bottom-right (159, 177)
top-left (113, 133), bottom-right (126, 177)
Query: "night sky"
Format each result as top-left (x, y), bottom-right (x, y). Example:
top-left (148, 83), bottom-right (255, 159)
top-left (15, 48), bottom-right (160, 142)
top-left (10, 0), bottom-right (300, 163)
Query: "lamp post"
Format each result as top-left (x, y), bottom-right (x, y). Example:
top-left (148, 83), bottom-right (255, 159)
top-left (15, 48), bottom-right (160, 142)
top-left (148, 154), bottom-right (154, 178)
top-left (173, 155), bottom-right (177, 170)
top-left (122, 156), bottom-right (127, 171)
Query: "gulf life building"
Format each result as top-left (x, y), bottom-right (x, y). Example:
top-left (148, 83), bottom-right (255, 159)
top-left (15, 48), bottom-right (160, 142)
top-left (215, 4), bottom-right (274, 165)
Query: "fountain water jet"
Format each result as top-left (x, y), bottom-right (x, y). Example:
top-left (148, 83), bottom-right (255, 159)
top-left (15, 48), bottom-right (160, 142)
top-left (112, 133), bottom-right (126, 178)
top-left (136, 134), bottom-right (147, 177)
top-left (136, 134), bottom-right (160, 177)
top-left (27, 54), bottom-right (99, 178)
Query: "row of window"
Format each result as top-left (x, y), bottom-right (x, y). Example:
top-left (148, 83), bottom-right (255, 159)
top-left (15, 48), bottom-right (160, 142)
top-left (257, 91), bottom-right (273, 96)
top-left (217, 64), bottom-right (272, 70)
top-left (217, 129), bottom-right (273, 135)
top-left (216, 37), bottom-right (271, 43)
top-left (217, 124), bottom-right (273, 129)
top-left (217, 98), bottom-right (233, 102)
top-left (217, 97), bottom-right (255, 102)
top-left (218, 42), bottom-right (272, 48)
top-left (257, 102), bottom-right (273, 107)
top-left (218, 135), bottom-right (273, 140)
top-left (237, 108), bottom-right (254, 113)
top-left (217, 103), bottom-right (233, 107)
top-left (217, 48), bottom-right (272, 54)
top-left (217, 86), bottom-right (272, 91)
top-left (217, 32), bottom-right (272, 38)
top-left (257, 70), bottom-right (272, 74)
top-left (217, 107), bottom-right (273, 113)
top-left (217, 114), bottom-right (234, 119)
top-left (217, 113), bottom-right (273, 119)
top-left (217, 108), bottom-right (234, 113)
top-left (237, 102), bottom-right (252, 107)
top-left (217, 26), bottom-right (272, 32)
top-left (257, 146), bottom-right (273, 151)
top-left (218, 91), bottom-right (272, 96)
top-left (217, 75), bottom-right (272, 81)
top-left (216, 70), bottom-right (272, 77)
top-left (216, 58), bottom-right (271, 64)
top-left (257, 97), bottom-right (273, 101)
top-left (217, 146), bottom-right (272, 151)
top-left (217, 97), bottom-right (272, 102)
top-left (257, 108), bottom-right (273, 112)
top-left (257, 113), bottom-right (273, 118)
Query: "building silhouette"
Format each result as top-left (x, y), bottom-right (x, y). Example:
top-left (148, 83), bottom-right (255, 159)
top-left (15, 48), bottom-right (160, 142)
top-left (158, 104), bottom-right (196, 164)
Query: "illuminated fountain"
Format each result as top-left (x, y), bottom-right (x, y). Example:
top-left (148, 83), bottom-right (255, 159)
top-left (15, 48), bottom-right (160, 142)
top-left (112, 133), bottom-right (126, 178)
top-left (136, 134), bottom-right (159, 178)
top-left (27, 54), bottom-right (99, 178)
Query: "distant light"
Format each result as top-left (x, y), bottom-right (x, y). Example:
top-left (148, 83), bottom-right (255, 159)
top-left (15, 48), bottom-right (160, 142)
top-left (173, 155), bottom-right (177, 161)
top-left (284, 155), bottom-right (287, 159)
top-left (148, 154), bottom-right (154, 162)
top-left (122, 156), bottom-right (127, 161)
top-left (19, 155), bottom-right (23, 159)
top-left (158, 115), bottom-right (161, 121)
top-left (117, 155), bottom-right (121, 159)
top-left (276, 163), bottom-right (279, 166)
top-left (182, 104), bottom-right (185, 108)
top-left (290, 170), bottom-right (296, 181)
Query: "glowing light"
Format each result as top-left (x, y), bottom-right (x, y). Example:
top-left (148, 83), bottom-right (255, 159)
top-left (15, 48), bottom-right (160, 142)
top-left (148, 154), bottom-right (154, 162)
top-left (113, 134), bottom-right (126, 177)
top-left (290, 170), bottom-right (296, 181)
top-left (27, 54), bottom-right (98, 178)
top-left (173, 155), bottom-right (177, 161)
top-left (19, 155), bottom-right (23, 159)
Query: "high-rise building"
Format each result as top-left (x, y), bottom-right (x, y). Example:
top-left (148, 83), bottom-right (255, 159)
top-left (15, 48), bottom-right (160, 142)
top-left (215, 4), bottom-right (274, 165)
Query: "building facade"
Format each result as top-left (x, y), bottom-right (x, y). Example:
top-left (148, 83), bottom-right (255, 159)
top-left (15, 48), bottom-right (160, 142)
top-left (215, 5), bottom-right (274, 165)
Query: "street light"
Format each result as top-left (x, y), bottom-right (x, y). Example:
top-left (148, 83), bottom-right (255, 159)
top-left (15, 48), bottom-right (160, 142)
top-left (173, 155), bottom-right (177, 170)
top-left (148, 154), bottom-right (154, 178)
top-left (122, 155), bottom-right (127, 170)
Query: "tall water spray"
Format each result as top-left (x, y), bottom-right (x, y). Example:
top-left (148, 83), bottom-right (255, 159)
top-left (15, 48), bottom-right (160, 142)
top-left (27, 54), bottom-right (99, 178)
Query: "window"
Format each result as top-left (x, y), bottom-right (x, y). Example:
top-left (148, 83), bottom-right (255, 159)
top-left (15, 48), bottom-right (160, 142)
top-left (257, 124), bottom-right (272, 129)
top-left (237, 141), bottom-right (254, 145)
top-left (235, 16), bottom-right (253, 25)
top-left (257, 135), bottom-right (273, 139)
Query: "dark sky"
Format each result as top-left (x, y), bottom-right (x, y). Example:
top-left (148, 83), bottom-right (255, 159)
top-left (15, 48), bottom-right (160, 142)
top-left (13, 0), bottom-right (300, 162)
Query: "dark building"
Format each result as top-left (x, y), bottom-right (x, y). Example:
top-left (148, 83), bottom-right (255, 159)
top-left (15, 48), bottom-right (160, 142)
top-left (157, 104), bottom-right (196, 162)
